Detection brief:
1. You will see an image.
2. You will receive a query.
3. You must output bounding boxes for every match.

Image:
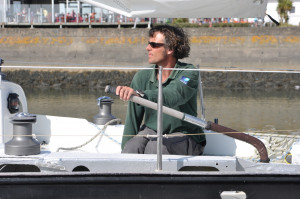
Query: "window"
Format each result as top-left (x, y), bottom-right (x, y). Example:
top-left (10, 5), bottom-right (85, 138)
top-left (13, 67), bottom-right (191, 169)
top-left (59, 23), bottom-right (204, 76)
top-left (290, 6), bottom-right (295, 14)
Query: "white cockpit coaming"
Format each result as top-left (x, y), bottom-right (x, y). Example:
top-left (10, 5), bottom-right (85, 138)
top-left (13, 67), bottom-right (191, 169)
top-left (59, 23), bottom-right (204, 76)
top-left (0, 80), bottom-right (28, 144)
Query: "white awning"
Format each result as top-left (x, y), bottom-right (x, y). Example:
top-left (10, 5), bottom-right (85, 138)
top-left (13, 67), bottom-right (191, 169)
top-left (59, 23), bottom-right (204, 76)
top-left (80, 0), bottom-right (268, 18)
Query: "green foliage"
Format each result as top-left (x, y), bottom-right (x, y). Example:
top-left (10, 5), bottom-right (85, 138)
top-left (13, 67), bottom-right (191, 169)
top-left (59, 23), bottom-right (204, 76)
top-left (173, 18), bottom-right (189, 23)
top-left (156, 22), bottom-right (251, 28)
top-left (212, 23), bottom-right (251, 27)
top-left (170, 22), bottom-right (200, 27)
top-left (277, 0), bottom-right (293, 24)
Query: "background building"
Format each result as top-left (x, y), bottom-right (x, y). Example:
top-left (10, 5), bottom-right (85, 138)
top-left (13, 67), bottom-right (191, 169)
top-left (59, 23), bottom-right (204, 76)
top-left (1, 0), bottom-right (300, 26)
top-left (264, 0), bottom-right (300, 25)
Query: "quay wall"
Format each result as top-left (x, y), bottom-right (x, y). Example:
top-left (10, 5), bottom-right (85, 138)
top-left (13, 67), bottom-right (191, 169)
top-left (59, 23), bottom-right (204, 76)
top-left (3, 70), bottom-right (300, 90)
top-left (1, 27), bottom-right (300, 89)
top-left (1, 27), bottom-right (300, 69)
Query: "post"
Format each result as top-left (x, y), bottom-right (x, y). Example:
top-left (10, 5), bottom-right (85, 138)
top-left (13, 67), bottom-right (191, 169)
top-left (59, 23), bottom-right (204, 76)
top-left (28, 7), bottom-right (32, 28)
top-left (40, 8), bottom-right (43, 23)
top-left (64, 5), bottom-right (66, 24)
top-left (66, 0), bottom-right (69, 15)
top-left (197, 65), bottom-right (205, 120)
top-left (77, 0), bottom-right (80, 23)
top-left (132, 17), bottom-right (138, 29)
top-left (156, 66), bottom-right (163, 171)
top-left (100, 8), bottom-right (103, 23)
top-left (0, 58), bottom-right (3, 84)
top-left (3, 0), bottom-right (7, 23)
top-left (52, 0), bottom-right (54, 23)
top-left (148, 18), bottom-right (151, 29)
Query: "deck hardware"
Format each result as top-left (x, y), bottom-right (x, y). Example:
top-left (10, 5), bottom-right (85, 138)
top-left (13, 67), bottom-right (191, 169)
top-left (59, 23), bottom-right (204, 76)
top-left (220, 191), bottom-right (246, 199)
top-left (93, 96), bottom-right (118, 125)
top-left (7, 93), bottom-right (20, 114)
top-left (5, 112), bottom-right (40, 155)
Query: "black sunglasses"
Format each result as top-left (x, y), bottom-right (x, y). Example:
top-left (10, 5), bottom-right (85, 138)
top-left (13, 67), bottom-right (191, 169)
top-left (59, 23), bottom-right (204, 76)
top-left (148, 41), bottom-right (165, 48)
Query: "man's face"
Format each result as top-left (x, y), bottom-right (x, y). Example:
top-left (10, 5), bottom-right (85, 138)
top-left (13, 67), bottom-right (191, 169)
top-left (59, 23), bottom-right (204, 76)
top-left (146, 32), bottom-right (171, 65)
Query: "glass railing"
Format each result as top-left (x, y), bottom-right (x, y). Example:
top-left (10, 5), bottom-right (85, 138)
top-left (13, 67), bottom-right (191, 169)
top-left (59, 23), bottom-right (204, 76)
top-left (1, 3), bottom-right (150, 25)
top-left (0, 3), bottom-right (260, 27)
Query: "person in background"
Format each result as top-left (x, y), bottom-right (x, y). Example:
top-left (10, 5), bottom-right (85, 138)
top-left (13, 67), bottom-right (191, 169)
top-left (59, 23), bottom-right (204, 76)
top-left (90, 12), bottom-right (96, 22)
top-left (43, 9), bottom-right (48, 22)
top-left (116, 25), bottom-right (206, 155)
top-left (18, 7), bottom-right (27, 22)
top-left (71, 10), bottom-right (76, 22)
top-left (34, 8), bottom-right (41, 23)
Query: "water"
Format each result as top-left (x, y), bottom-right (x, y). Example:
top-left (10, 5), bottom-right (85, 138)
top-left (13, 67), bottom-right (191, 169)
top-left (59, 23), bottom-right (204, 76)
top-left (23, 87), bottom-right (300, 132)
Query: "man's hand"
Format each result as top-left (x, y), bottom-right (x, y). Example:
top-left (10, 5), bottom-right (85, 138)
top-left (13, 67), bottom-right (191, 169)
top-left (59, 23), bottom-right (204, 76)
top-left (116, 86), bottom-right (137, 101)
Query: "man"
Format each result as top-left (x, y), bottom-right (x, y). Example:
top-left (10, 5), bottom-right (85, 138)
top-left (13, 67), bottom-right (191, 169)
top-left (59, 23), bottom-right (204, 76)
top-left (116, 25), bottom-right (206, 155)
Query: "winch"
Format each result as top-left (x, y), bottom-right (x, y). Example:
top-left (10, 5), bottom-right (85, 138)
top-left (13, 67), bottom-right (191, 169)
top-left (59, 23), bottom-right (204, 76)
top-left (93, 96), bottom-right (118, 125)
top-left (5, 112), bottom-right (40, 156)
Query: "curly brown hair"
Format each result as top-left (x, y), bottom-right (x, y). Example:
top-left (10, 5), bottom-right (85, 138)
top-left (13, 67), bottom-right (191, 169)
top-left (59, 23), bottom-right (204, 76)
top-left (149, 25), bottom-right (190, 59)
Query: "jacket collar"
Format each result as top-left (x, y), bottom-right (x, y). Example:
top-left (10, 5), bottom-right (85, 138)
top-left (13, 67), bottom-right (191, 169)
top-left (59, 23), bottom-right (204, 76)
top-left (150, 61), bottom-right (182, 84)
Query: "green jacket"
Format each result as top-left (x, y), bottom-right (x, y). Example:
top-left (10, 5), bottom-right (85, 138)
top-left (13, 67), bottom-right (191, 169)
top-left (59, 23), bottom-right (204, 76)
top-left (121, 61), bottom-right (206, 149)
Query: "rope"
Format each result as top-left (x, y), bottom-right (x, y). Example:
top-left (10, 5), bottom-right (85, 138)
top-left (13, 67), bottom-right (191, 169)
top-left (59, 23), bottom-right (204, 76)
top-left (89, 122), bottom-right (122, 146)
top-left (4, 124), bottom-right (300, 163)
top-left (53, 127), bottom-right (300, 162)
top-left (56, 118), bottom-right (121, 152)
top-left (2, 129), bottom-right (300, 138)
top-left (4, 60), bottom-right (150, 68)
top-left (1, 65), bottom-right (152, 70)
top-left (243, 131), bottom-right (300, 163)
top-left (2, 65), bottom-right (300, 73)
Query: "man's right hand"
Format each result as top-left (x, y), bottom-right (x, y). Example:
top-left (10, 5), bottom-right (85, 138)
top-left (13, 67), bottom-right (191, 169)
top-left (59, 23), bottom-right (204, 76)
top-left (116, 86), bottom-right (137, 101)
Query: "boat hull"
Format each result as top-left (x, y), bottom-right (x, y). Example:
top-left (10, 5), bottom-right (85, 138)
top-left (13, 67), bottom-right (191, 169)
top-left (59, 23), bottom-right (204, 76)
top-left (1, 173), bottom-right (300, 199)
